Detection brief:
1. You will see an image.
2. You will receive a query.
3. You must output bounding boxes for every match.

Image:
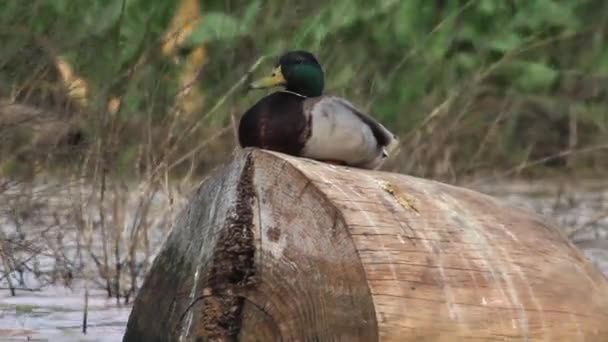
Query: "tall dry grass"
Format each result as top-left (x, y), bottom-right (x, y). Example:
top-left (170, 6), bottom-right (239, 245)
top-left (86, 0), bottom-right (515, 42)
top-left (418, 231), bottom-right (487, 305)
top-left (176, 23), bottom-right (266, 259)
top-left (1, 0), bottom-right (608, 306)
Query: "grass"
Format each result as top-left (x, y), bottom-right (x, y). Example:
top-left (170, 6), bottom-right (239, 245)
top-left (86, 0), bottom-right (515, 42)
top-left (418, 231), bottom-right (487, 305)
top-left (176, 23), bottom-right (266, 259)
top-left (0, 0), bottom-right (607, 310)
top-left (1, 0), bottom-right (608, 181)
top-left (0, 177), bottom-right (189, 305)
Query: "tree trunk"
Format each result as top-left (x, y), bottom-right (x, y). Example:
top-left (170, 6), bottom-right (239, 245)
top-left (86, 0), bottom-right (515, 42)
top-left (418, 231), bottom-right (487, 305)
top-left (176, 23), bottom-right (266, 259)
top-left (123, 148), bottom-right (608, 342)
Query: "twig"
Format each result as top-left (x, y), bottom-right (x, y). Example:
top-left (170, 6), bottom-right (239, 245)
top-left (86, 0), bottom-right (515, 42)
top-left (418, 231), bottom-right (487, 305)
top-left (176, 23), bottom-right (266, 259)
top-left (82, 281), bottom-right (89, 334)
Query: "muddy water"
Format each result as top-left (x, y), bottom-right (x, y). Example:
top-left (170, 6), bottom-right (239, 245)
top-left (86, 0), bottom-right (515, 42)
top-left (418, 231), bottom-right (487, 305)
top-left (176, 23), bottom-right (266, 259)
top-left (0, 180), bottom-right (606, 341)
top-left (0, 285), bottom-right (129, 341)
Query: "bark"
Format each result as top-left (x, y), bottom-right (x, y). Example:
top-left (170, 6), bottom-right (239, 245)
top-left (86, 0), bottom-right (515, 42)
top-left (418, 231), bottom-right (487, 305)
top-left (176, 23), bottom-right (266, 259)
top-left (123, 148), bottom-right (608, 342)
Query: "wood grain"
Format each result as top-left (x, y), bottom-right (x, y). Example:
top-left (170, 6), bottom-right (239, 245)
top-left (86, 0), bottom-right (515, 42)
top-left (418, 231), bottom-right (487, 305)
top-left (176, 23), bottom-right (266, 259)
top-left (124, 148), bottom-right (608, 342)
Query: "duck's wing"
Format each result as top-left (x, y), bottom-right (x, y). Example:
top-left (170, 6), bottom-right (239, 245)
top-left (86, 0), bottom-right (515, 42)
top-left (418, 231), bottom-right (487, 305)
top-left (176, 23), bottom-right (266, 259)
top-left (299, 96), bottom-right (398, 169)
top-left (304, 96), bottom-right (399, 155)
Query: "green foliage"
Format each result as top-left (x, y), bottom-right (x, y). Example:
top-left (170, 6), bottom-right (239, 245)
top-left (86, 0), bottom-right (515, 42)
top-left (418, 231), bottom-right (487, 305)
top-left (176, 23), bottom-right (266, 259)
top-left (186, 2), bottom-right (261, 46)
top-left (1, 0), bottom-right (608, 178)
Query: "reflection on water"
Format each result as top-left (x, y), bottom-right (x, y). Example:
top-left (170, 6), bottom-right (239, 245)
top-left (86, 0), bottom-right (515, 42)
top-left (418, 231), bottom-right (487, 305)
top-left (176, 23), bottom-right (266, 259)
top-left (0, 285), bottom-right (129, 341)
top-left (0, 180), bottom-right (606, 341)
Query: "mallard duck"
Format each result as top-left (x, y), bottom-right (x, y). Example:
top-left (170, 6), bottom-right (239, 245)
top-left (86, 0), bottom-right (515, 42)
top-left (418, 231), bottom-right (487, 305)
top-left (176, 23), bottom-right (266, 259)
top-left (238, 50), bottom-right (398, 170)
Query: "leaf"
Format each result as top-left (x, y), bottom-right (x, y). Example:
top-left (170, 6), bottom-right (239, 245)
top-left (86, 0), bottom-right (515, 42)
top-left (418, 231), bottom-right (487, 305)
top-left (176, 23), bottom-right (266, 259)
top-left (512, 0), bottom-right (579, 30)
top-left (478, 0), bottom-right (497, 14)
top-left (87, 0), bottom-right (126, 37)
top-left (488, 32), bottom-right (522, 53)
top-left (241, 0), bottom-right (262, 30)
top-left (186, 12), bottom-right (243, 46)
top-left (515, 61), bottom-right (559, 91)
top-left (118, 14), bottom-right (148, 65)
top-left (455, 52), bottom-right (477, 70)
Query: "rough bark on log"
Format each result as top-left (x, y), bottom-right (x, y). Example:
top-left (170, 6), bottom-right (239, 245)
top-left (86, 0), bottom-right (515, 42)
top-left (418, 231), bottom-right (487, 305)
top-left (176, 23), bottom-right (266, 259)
top-left (123, 148), bottom-right (608, 342)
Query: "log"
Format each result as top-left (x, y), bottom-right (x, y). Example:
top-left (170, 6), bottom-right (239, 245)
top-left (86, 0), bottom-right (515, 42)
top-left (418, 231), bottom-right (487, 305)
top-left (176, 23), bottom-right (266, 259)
top-left (123, 148), bottom-right (608, 342)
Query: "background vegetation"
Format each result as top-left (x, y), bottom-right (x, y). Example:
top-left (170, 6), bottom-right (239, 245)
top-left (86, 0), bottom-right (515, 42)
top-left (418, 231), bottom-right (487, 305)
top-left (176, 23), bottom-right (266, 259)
top-left (1, 0), bottom-right (607, 183)
top-left (0, 0), bottom-right (607, 324)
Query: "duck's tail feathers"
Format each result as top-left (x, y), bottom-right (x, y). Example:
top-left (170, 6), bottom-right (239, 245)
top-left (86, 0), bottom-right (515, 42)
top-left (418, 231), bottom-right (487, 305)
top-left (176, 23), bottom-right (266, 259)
top-left (383, 133), bottom-right (399, 157)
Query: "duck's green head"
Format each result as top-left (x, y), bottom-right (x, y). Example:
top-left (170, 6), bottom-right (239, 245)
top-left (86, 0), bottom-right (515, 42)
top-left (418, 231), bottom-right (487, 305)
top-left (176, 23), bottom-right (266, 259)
top-left (250, 51), bottom-right (324, 97)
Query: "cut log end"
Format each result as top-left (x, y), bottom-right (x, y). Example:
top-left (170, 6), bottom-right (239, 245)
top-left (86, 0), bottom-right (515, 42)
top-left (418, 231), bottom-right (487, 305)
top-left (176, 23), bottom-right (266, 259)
top-left (123, 148), bottom-right (608, 342)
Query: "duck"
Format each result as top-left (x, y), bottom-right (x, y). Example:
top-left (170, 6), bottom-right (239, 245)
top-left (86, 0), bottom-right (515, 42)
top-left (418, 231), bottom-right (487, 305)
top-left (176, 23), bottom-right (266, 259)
top-left (238, 50), bottom-right (398, 170)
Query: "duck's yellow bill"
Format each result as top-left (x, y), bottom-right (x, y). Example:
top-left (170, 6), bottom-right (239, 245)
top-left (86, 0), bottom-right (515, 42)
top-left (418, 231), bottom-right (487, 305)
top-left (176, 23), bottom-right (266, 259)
top-left (249, 66), bottom-right (286, 89)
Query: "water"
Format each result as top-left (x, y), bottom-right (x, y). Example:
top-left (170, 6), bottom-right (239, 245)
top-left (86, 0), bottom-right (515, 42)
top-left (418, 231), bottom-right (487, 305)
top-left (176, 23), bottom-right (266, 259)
top-left (0, 179), bottom-right (606, 341)
top-left (0, 180), bottom-right (183, 341)
top-left (0, 285), bottom-right (129, 342)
